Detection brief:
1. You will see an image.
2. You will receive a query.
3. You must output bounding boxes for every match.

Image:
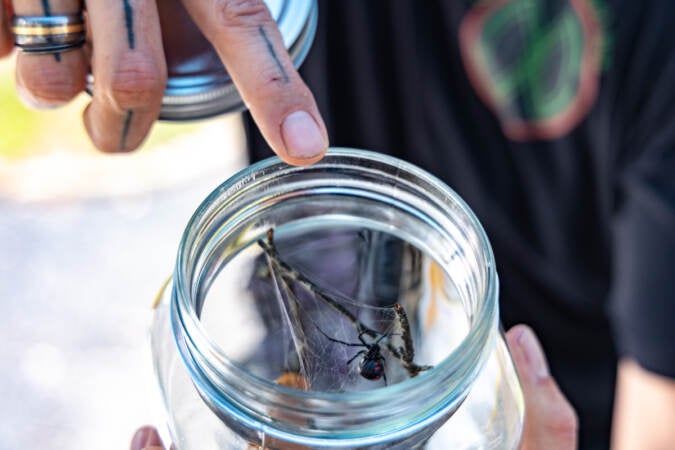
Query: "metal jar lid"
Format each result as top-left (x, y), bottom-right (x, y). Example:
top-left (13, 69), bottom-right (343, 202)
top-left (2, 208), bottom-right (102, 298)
top-left (158, 0), bottom-right (318, 121)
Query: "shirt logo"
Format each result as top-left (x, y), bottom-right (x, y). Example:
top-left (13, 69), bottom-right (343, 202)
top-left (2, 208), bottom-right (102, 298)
top-left (459, 0), bottom-right (606, 141)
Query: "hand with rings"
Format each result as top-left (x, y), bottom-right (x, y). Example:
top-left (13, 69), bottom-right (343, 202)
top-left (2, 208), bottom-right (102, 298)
top-left (0, 0), bottom-right (328, 164)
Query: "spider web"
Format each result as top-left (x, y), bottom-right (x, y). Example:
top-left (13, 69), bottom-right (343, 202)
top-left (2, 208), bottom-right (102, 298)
top-left (255, 228), bottom-right (426, 392)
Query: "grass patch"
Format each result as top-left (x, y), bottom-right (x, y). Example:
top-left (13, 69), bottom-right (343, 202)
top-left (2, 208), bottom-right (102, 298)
top-left (0, 73), bottom-right (43, 159)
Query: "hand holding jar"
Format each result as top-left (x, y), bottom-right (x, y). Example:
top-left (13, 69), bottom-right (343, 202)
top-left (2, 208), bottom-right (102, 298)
top-left (130, 326), bottom-right (577, 450)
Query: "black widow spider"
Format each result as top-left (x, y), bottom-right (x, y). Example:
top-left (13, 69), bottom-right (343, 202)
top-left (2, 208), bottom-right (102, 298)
top-left (314, 327), bottom-right (391, 385)
top-left (257, 228), bottom-right (432, 386)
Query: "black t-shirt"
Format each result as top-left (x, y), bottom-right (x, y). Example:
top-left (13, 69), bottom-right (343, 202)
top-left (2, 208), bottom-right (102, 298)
top-left (245, 1), bottom-right (675, 448)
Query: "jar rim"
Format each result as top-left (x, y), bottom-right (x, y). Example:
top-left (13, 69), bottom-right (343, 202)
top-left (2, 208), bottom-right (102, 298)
top-left (171, 148), bottom-right (499, 443)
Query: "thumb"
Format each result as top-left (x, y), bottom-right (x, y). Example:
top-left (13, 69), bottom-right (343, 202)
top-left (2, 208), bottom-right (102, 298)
top-left (506, 325), bottom-right (578, 450)
top-left (130, 426), bottom-right (166, 450)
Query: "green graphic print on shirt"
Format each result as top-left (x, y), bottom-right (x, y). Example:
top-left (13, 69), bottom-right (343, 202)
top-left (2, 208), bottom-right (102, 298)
top-left (459, 0), bottom-right (609, 141)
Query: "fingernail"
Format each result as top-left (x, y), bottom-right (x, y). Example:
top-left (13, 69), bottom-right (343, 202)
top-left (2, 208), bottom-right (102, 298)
top-left (130, 426), bottom-right (163, 450)
top-left (281, 110), bottom-right (327, 159)
top-left (517, 326), bottom-right (550, 380)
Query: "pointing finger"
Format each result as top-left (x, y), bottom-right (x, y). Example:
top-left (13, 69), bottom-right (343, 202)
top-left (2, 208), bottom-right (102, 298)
top-left (180, 0), bottom-right (328, 165)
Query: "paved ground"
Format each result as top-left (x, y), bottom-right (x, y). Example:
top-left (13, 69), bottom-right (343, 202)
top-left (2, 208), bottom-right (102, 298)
top-left (0, 118), bottom-right (246, 449)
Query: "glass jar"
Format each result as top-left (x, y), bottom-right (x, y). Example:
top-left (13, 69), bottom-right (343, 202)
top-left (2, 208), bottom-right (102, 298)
top-left (150, 148), bottom-right (524, 449)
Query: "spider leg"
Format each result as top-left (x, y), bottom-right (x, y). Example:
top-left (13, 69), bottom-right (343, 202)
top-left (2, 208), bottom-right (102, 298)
top-left (357, 329), bottom-right (378, 346)
top-left (314, 324), bottom-right (367, 348)
top-left (404, 362), bottom-right (434, 377)
top-left (393, 303), bottom-right (415, 364)
top-left (374, 332), bottom-right (391, 345)
top-left (392, 303), bottom-right (434, 378)
top-left (380, 356), bottom-right (388, 386)
top-left (358, 326), bottom-right (398, 349)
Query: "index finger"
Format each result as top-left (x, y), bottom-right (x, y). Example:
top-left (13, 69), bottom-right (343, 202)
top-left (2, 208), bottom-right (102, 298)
top-left (180, 0), bottom-right (328, 165)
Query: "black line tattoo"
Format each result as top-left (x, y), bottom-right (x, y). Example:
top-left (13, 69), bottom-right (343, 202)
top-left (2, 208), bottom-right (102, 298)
top-left (122, 0), bottom-right (135, 49)
top-left (40, 0), bottom-right (52, 15)
top-left (258, 26), bottom-right (289, 83)
top-left (41, 0), bottom-right (61, 62)
top-left (120, 110), bottom-right (133, 151)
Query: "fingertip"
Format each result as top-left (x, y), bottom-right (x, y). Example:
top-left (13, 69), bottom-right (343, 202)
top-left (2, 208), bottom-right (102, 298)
top-left (505, 324), bottom-right (530, 361)
top-left (505, 324), bottom-right (530, 345)
top-left (279, 110), bottom-right (328, 164)
top-left (83, 102), bottom-right (150, 153)
top-left (281, 152), bottom-right (327, 166)
top-left (506, 324), bottom-right (550, 382)
top-left (130, 426), bottom-right (164, 450)
top-left (82, 103), bottom-right (113, 154)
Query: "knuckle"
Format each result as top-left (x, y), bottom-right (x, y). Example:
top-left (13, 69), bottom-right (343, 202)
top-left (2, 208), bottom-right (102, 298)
top-left (21, 65), bottom-right (80, 104)
top-left (537, 376), bottom-right (579, 438)
top-left (251, 66), bottom-right (303, 100)
top-left (558, 402), bottom-right (579, 433)
top-left (107, 55), bottom-right (166, 110)
top-left (255, 67), bottom-right (290, 94)
top-left (213, 0), bottom-right (273, 30)
top-left (547, 407), bottom-right (578, 441)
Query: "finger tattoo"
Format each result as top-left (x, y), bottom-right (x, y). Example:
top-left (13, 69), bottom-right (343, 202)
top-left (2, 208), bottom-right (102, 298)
top-left (122, 0), bottom-right (135, 49)
top-left (40, 0), bottom-right (52, 15)
top-left (258, 26), bottom-right (289, 83)
top-left (41, 0), bottom-right (61, 62)
top-left (120, 110), bottom-right (133, 150)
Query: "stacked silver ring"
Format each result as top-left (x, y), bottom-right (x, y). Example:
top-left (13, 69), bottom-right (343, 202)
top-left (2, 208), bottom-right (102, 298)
top-left (11, 15), bottom-right (86, 54)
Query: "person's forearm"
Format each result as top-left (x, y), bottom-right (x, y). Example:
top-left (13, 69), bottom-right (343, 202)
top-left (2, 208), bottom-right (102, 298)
top-left (612, 358), bottom-right (675, 449)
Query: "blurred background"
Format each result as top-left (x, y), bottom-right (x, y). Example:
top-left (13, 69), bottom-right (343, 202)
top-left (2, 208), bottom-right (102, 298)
top-left (0, 55), bottom-right (247, 449)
